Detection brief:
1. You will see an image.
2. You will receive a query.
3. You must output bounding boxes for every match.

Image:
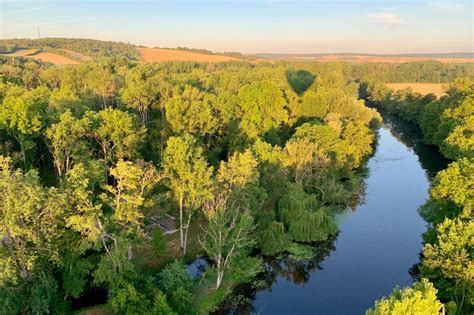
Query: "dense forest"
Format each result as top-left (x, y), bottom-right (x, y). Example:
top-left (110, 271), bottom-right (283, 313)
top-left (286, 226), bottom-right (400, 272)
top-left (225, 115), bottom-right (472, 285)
top-left (364, 79), bottom-right (473, 314)
top-left (0, 40), bottom-right (472, 314)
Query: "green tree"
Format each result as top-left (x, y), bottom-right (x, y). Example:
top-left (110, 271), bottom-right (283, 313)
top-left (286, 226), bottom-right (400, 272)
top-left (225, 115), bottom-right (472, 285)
top-left (46, 110), bottom-right (91, 180)
top-left (162, 135), bottom-right (213, 255)
top-left (0, 156), bottom-right (67, 312)
top-left (366, 279), bottom-right (443, 315)
top-left (237, 81), bottom-right (288, 138)
top-left (158, 260), bottom-right (193, 313)
top-left (201, 194), bottom-right (255, 288)
top-left (217, 150), bottom-right (259, 189)
top-left (120, 68), bottom-right (160, 125)
top-left (88, 108), bottom-right (145, 168)
top-left (421, 217), bottom-right (473, 311)
top-left (165, 87), bottom-right (221, 136)
top-left (296, 90), bottom-right (329, 119)
top-left (0, 86), bottom-right (48, 164)
top-left (431, 158), bottom-right (474, 210)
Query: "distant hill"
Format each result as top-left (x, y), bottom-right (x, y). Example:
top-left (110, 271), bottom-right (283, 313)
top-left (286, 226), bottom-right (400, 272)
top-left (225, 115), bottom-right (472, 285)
top-left (256, 52), bottom-right (474, 63)
top-left (257, 52), bottom-right (473, 58)
top-left (0, 38), bottom-right (140, 60)
top-left (1, 38), bottom-right (472, 65)
top-left (0, 38), bottom-right (248, 65)
top-left (137, 47), bottom-right (240, 62)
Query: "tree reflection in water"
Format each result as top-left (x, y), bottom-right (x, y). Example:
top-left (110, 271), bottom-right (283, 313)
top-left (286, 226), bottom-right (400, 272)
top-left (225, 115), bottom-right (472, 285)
top-left (214, 235), bottom-right (337, 315)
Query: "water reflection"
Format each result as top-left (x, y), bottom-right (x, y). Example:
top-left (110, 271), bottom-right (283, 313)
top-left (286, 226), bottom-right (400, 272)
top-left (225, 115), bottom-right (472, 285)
top-left (379, 109), bottom-right (449, 178)
top-left (216, 235), bottom-right (337, 314)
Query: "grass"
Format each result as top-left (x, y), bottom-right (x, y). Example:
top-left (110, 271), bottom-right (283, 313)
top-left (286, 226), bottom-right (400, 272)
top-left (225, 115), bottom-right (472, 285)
top-left (191, 268), bottom-right (239, 314)
top-left (74, 305), bottom-right (112, 315)
top-left (132, 218), bottom-right (205, 272)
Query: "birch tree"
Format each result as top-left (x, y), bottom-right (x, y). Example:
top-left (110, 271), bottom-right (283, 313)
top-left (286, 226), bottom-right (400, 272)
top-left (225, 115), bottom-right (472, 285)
top-left (200, 194), bottom-right (254, 289)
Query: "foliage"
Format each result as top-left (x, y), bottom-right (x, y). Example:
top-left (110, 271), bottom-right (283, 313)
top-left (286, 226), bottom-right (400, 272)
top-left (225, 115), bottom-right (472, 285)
top-left (158, 260), bottom-right (193, 313)
top-left (201, 195), bottom-right (255, 288)
top-left (151, 229), bottom-right (167, 256)
top-left (237, 81), bottom-right (288, 138)
top-left (257, 221), bottom-right (289, 255)
top-left (366, 279), bottom-right (442, 315)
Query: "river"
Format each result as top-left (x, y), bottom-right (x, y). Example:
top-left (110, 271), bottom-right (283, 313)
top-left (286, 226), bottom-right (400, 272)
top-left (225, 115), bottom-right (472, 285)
top-left (221, 112), bottom-right (448, 314)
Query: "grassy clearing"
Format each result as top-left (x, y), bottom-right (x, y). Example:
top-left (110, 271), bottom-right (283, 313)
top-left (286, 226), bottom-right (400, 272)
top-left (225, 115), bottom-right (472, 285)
top-left (133, 218), bottom-right (205, 272)
top-left (74, 305), bottom-right (112, 315)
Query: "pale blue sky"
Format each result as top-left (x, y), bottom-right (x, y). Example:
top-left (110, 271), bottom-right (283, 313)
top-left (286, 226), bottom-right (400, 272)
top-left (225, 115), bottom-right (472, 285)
top-left (1, 0), bottom-right (473, 53)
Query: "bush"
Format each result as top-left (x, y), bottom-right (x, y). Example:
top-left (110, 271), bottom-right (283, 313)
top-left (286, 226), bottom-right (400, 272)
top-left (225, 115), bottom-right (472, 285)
top-left (257, 221), bottom-right (289, 255)
top-left (288, 209), bottom-right (337, 242)
top-left (158, 261), bottom-right (192, 294)
top-left (151, 229), bottom-right (167, 256)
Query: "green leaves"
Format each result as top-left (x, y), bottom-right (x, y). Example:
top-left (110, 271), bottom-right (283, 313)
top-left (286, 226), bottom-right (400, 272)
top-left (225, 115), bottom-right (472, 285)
top-left (88, 108), bottom-right (145, 165)
top-left (431, 158), bottom-right (474, 210)
top-left (366, 279), bottom-right (442, 315)
top-left (237, 81), bottom-right (288, 138)
top-left (163, 135), bottom-right (214, 209)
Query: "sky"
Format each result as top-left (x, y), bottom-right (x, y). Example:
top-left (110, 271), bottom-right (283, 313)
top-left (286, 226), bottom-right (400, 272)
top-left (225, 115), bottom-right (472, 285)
top-left (0, 0), bottom-right (473, 54)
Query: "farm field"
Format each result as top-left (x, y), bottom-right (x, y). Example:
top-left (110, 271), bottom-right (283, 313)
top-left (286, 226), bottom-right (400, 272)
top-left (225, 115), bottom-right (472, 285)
top-left (386, 83), bottom-right (446, 97)
top-left (28, 52), bottom-right (80, 65)
top-left (137, 47), bottom-right (239, 62)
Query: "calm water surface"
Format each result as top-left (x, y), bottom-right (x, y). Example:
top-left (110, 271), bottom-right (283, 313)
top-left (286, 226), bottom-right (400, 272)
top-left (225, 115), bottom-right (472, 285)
top-left (238, 115), bottom-right (448, 315)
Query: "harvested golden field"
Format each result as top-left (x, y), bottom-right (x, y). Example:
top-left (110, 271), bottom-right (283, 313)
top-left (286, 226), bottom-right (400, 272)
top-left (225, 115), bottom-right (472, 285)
top-left (29, 52), bottom-right (80, 65)
top-left (138, 47), bottom-right (239, 62)
top-left (386, 83), bottom-right (446, 97)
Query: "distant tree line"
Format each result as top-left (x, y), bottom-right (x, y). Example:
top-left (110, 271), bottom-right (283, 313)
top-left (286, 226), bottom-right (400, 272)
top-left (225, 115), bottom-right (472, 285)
top-left (0, 38), bottom-right (140, 60)
top-left (353, 61), bottom-right (474, 83)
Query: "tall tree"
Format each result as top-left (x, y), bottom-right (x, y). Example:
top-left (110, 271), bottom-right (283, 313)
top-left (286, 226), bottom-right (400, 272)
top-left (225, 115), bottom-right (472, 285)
top-left (46, 110), bottom-right (91, 180)
top-left (162, 135), bottom-right (213, 255)
top-left (88, 108), bottom-right (145, 169)
top-left (0, 87), bottom-right (48, 164)
top-left (200, 194), bottom-right (254, 288)
top-left (0, 156), bottom-right (67, 313)
top-left (120, 68), bottom-right (160, 126)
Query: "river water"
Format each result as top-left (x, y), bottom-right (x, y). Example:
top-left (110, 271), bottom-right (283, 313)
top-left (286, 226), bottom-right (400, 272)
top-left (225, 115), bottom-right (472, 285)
top-left (224, 113), bottom-right (448, 314)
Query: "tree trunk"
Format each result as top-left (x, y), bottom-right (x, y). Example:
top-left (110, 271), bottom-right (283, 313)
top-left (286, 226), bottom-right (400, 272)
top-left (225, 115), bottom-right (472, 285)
top-left (183, 211), bottom-right (193, 256)
top-left (179, 196), bottom-right (184, 250)
top-left (216, 269), bottom-right (224, 289)
top-left (216, 254), bottom-right (223, 289)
